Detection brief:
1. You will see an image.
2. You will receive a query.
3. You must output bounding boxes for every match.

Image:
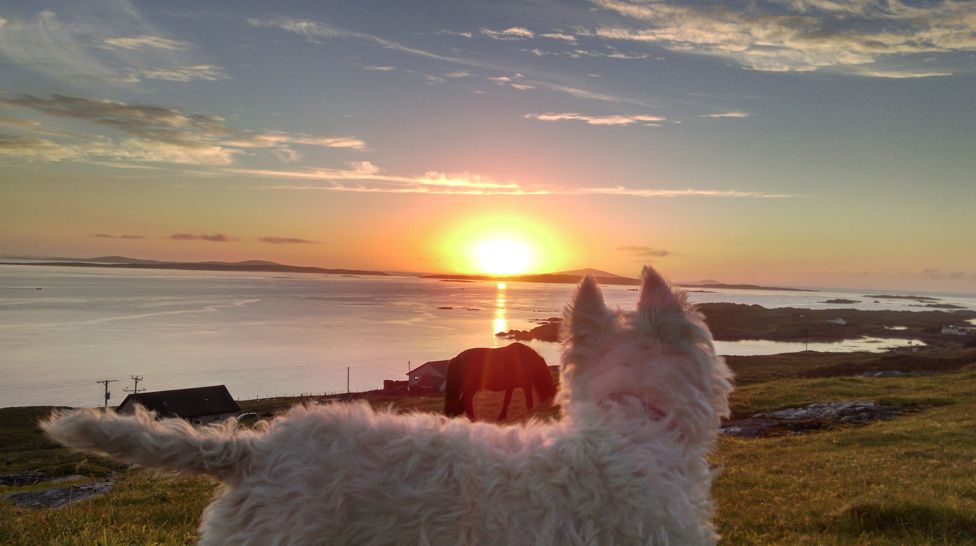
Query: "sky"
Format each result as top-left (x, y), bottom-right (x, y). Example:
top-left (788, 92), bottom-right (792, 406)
top-left (0, 0), bottom-right (974, 292)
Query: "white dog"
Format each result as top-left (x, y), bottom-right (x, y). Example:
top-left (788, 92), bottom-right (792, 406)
top-left (44, 267), bottom-right (733, 545)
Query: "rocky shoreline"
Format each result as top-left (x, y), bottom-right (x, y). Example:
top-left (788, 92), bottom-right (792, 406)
top-left (497, 303), bottom-right (976, 344)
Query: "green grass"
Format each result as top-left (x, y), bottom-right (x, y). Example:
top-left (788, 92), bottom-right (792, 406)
top-left (2, 356), bottom-right (976, 544)
top-left (714, 369), bottom-right (976, 545)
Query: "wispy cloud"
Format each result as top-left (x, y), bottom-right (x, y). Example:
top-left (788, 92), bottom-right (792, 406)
top-left (919, 268), bottom-right (976, 281)
top-left (855, 69), bottom-right (953, 79)
top-left (481, 27), bottom-right (535, 40)
top-left (0, 7), bottom-right (227, 86)
top-left (575, 186), bottom-right (800, 199)
top-left (138, 65), bottom-right (229, 82)
top-left (525, 112), bottom-right (666, 126)
top-left (237, 162), bottom-right (802, 199)
top-left (540, 32), bottom-right (577, 43)
top-left (434, 30), bottom-right (473, 38)
top-left (0, 94), bottom-right (367, 166)
top-left (102, 35), bottom-right (190, 51)
top-left (362, 65), bottom-right (396, 71)
top-left (699, 111), bottom-right (751, 119)
top-left (233, 162), bottom-right (532, 195)
top-left (592, 0), bottom-right (976, 75)
top-left (250, 16), bottom-right (635, 105)
top-left (92, 233), bottom-right (144, 239)
top-left (618, 245), bottom-right (670, 257)
top-left (171, 233), bottom-right (236, 242)
top-left (260, 237), bottom-right (320, 245)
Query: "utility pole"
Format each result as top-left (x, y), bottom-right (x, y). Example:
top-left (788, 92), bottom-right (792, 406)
top-left (347, 366), bottom-right (350, 394)
top-left (96, 379), bottom-right (118, 409)
top-left (124, 375), bottom-right (145, 395)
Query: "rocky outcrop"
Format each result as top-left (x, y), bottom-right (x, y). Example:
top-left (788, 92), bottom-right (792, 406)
top-left (722, 400), bottom-right (912, 438)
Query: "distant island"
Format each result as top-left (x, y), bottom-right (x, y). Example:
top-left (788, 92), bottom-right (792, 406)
top-left (675, 282), bottom-right (817, 293)
top-left (0, 256), bottom-right (390, 277)
top-left (866, 294), bottom-right (941, 303)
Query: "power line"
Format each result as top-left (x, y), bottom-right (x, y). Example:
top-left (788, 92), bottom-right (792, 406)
top-left (95, 379), bottom-right (117, 409)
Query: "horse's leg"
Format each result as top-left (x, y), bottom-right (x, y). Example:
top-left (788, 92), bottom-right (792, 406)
top-left (464, 392), bottom-right (476, 420)
top-left (524, 384), bottom-right (534, 411)
top-left (499, 388), bottom-right (514, 420)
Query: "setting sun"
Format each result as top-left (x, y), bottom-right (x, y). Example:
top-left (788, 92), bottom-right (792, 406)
top-left (473, 239), bottom-right (533, 275)
top-left (434, 213), bottom-right (567, 275)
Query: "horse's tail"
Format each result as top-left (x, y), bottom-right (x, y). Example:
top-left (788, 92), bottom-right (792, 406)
top-left (443, 357), bottom-right (464, 416)
top-left (41, 406), bottom-right (252, 482)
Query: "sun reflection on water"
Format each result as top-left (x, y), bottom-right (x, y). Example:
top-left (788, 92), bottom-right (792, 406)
top-left (492, 282), bottom-right (507, 345)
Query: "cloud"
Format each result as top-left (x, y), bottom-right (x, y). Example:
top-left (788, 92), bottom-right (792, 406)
top-left (102, 35), bottom-right (190, 51)
top-left (575, 186), bottom-right (800, 198)
top-left (362, 65), bottom-right (396, 71)
top-left (525, 112), bottom-right (666, 126)
top-left (0, 135), bottom-right (79, 161)
top-left (699, 111), bottom-right (751, 119)
top-left (435, 30), bottom-right (473, 38)
top-left (618, 245), bottom-right (670, 257)
top-left (236, 162), bottom-right (803, 199)
top-left (0, 94), bottom-right (367, 166)
top-left (249, 17), bottom-right (470, 65)
top-left (0, 7), bottom-right (226, 86)
top-left (855, 69), bottom-right (953, 79)
top-left (249, 16), bottom-right (641, 106)
top-left (234, 163), bottom-right (532, 195)
top-left (481, 27), bottom-right (535, 40)
top-left (91, 233), bottom-right (144, 239)
top-left (138, 65), bottom-right (229, 82)
top-left (592, 0), bottom-right (976, 75)
top-left (170, 233), bottom-right (235, 242)
top-left (540, 33), bottom-right (577, 43)
top-left (919, 268), bottom-right (976, 281)
top-left (259, 237), bottom-right (320, 245)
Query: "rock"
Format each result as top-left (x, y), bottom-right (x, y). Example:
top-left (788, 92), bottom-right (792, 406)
top-left (0, 470), bottom-right (45, 486)
top-left (722, 400), bottom-right (911, 438)
top-left (4, 480), bottom-right (113, 508)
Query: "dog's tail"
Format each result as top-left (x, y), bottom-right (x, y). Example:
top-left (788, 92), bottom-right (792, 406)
top-left (41, 406), bottom-right (252, 482)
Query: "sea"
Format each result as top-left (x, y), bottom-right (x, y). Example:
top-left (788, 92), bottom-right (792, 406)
top-left (2, 264), bottom-right (974, 408)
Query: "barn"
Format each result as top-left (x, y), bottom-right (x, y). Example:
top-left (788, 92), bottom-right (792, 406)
top-left (406, 360), bottom-right (450, 393)
top-left (117, 385), bottom-right (241, 425)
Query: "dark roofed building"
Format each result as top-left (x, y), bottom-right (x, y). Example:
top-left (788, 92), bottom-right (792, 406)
top-left (407, 360), bottom-right (450, 393)
top-left (118, 385), bottom-right (240, 425)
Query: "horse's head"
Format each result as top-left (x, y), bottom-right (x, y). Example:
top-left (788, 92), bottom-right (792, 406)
top-left (558, 267), bottom-right (733, 442)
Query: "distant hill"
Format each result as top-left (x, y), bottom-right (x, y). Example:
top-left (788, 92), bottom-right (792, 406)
top-left (0, 256), bottom-right (390, 277)
top-left (552, 268), bottom-right (625, 278)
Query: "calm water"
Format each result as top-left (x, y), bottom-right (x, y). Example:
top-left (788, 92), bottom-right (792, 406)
top-left (1, 265), bottom-right (972, 408)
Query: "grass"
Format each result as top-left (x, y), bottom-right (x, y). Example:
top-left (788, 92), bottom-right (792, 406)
top-left (2, 353), bottom-right (976, 544)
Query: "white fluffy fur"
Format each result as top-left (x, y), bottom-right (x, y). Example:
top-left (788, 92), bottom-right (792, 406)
top-left (43, 266), bottom-right (733, 545)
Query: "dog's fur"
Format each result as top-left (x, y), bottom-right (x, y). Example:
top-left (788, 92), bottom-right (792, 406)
top-left (43, 266), bottom-right (733, 545)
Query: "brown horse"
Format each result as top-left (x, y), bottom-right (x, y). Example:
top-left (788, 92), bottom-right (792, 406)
top-left (444, 342), bottom-right (556, 421)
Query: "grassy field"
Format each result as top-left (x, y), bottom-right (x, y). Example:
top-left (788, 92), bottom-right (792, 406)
top-left (2, 348), bottom-right (975, 544)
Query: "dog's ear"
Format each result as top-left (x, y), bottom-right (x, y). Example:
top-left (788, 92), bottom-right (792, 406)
top-left (565, 275), bottom-right (612, 340)
top-left (637, 265), bottom-right (681, 315)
